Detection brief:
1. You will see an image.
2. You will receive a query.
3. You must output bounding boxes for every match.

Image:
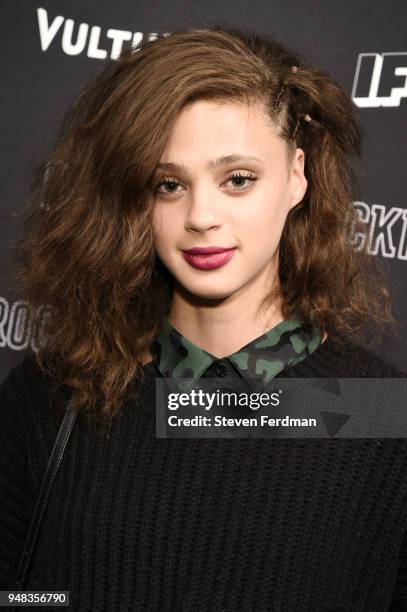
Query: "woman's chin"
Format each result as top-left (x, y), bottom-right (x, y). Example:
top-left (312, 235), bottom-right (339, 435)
top-left (176, 279), bottom-right (237, 302)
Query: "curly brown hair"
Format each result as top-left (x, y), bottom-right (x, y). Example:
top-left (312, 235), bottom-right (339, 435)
top-left (12, 26), bottom-right (398, 420)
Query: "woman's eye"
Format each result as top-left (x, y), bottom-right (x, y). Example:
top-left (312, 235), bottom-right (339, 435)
top-left (225, 171), bottom-right (257, 190)
top-left (155, 178), bottom-right (183, 195)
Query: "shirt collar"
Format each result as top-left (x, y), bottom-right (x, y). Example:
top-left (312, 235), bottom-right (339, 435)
top-left (150, 315), bottom-right (322, 391)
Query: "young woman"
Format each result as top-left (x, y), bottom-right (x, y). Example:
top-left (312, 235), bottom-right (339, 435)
top-left (1, 26), bottom-right (407, 611)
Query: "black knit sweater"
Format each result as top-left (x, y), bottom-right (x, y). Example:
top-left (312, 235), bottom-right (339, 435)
top-left (1, 334), bottom-right (407, 611)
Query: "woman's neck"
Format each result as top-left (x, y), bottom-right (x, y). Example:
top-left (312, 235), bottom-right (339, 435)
top-left (163, 264), bottom-right (293, 357)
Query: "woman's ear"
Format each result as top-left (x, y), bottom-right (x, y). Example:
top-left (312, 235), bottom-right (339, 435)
top-left (288, 148), bottom-right (308, 211)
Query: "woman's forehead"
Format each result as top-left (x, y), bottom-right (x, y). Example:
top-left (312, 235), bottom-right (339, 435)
top-left (160, 99), bottom-right (285, 164)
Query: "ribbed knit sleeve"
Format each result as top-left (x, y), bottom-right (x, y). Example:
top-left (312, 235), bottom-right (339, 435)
top-left (390, 527), bottom-right (407, 610)
top-left (0, 363), bottom-right (33, 589)
top-left (0, 356), bottom-right (65, 591)
top-left (384, 363), bottom-right (407, 610)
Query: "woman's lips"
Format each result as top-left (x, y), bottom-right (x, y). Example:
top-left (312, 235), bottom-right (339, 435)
top-left (182, 248), bottom-right (236, 270)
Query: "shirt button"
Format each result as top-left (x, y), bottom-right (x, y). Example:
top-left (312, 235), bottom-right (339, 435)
top-left (215, 361), bottom-right (229, 377)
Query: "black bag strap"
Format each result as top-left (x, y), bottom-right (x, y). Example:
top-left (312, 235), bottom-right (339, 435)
top-left (13, 390), bottom-right (80, 591)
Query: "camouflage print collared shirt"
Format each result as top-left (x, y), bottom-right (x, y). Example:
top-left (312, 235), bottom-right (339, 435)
top-left (150, 316), bottom-right (322, 392)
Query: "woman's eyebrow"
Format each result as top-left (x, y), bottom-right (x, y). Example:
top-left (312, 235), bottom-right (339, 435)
top-left (156, 154), bottom-right (264, 174)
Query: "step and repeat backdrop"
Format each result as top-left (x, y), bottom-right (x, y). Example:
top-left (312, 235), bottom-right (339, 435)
top-left (1, 0), bottom-right (406, 380)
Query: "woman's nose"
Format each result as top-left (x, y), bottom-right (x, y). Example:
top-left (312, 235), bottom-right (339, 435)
top-left (184, 187), bottom-right (221, 232)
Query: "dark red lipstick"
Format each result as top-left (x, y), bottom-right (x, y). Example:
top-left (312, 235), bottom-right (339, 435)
top-left (181, 246), bottom-right (237, 270)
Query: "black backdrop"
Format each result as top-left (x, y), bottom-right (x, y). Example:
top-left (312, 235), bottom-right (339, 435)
top-left (1, 0), bottom-right (406, 381)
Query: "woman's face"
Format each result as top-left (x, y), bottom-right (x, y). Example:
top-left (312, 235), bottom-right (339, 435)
top-left (151, 99), bottom-right (307, 301)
